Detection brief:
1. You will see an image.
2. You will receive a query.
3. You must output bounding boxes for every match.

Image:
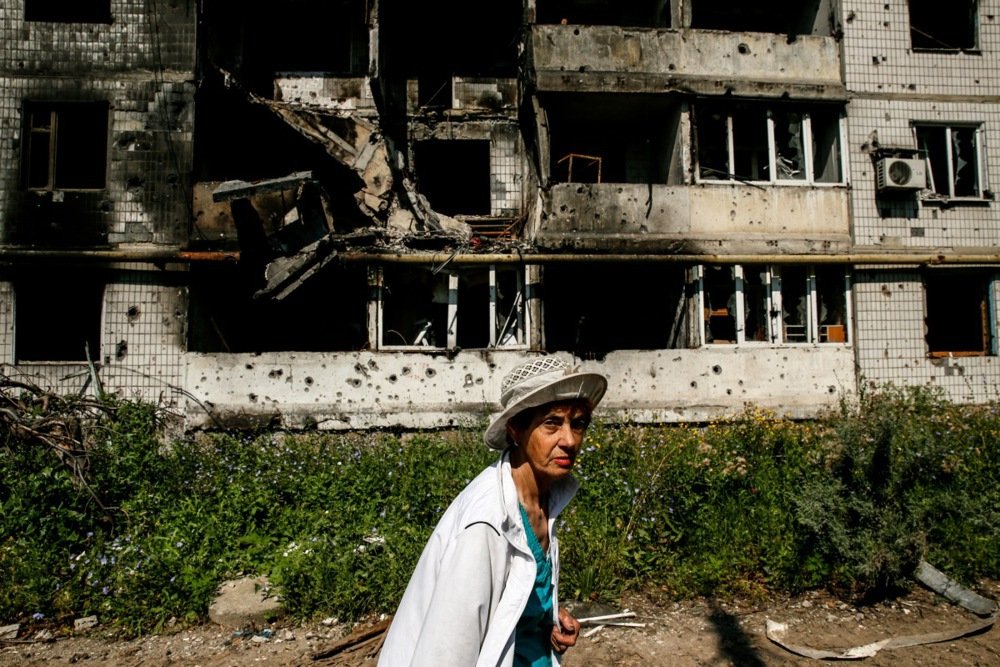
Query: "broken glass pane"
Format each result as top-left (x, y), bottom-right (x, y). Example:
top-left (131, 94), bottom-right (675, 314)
top-left (810, 109), bottom-right (843, 184)
top-left (772, 110), bottom-right (806, 181)
top-left (696, 106), bottom-right (730, 180)
top-left (951, 127), bottom-right (979, 197)
top-left (816, 266), bottom-right (848, 343)
top-left (743, 266), bottom-right (769, 342)
top-left (732, 107), bottom-right (769, 181)
top-left (381, 267), bottom-right (450, 347)
top-left (779, 266), bottom-right (809, 343)
top-left (704, 266), bottom-right (736, 344)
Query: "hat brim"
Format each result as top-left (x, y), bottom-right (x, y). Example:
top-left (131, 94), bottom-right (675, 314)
top-left (483, 371), bottom-right (608, 450)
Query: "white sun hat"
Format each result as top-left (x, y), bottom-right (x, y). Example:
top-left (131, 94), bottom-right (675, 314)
top-left (484, 357), bottom-right (608, 451)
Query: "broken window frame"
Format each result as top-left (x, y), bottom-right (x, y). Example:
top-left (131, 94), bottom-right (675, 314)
top-left (923, 270), bottom-right (996, 358)
top-left (913, 123), bottom-right (986, 200)
top-left (374, 265), bottom-right (530, 351)
top-left (694, 103), bottom-right (848, 187)
top-left (22, 101), bottom-right (110, 192)
top-left (699, 264), bottom-right (851, 346)
top-left (908, 0), bottom-right (979, 53)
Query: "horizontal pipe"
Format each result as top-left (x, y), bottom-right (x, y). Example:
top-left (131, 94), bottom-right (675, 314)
top-left (3, 246), bottom-right (1000, 267)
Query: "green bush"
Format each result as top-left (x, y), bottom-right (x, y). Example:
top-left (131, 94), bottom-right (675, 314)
top-left (1, 384), bottom-right (998, 634)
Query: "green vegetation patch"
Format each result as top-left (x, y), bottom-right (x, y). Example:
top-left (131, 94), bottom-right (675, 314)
top-left (1, 384), bottom-right (998, 634)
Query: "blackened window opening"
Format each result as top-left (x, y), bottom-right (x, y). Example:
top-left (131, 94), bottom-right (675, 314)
top-left (14, 273), bottom-right (104, 362)
top-left (544, 263), bottom-right (690, 359)
top-left (925, 271), bottom-right (992, 356)
top-left (187, 264), bottom-right (369, 353)
top-left (691, 0), bottom-right (832, 36)
top-left (25, 0), bottom-right (111, 24)
top-left (546, 93), bottom-right (681, 184)
top-left (23, 101), bottom-right (109, 191)
top-left (415, 141), bottom-right (491, 216)
top-left (536, 1), bottom-right (671, 27)
top-left (909, 0), bottom-right (978, 51)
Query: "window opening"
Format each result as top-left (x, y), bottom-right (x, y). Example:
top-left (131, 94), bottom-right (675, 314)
top-left (703, 266), bottom-right (737, 344)
top-left (380, 266), bottom-right (453, 349)
top-left (23, 101), bottom-right (109, 191)
top-left (187, 264), bottom-right (369, 353)
top-left (536, 1), bottom-right (671, 28)
top-left (701, 264), bottom-right (849, 345)
top-left (816, 266), bottom-right (848, 343)
top-left (455, 266), bottom-right (527, 349)
top-left (546, 94), bottom-right (681, 185)
top-left (779, 265), bottom-right (810, 343)
top-left (909, 0), bottom-right (978, 51)
top-left (743, 266), bottom-right (770, 342)
top-left (15, 273), bottom-right (104, 362)
top-left (24, 1), bottom-right (111, 23)
top-left (772, 110), bottom-right (806, 181)
top-left (915, 124), bottom-right (983, 199)
top-left (691, 0), bottom-right (832, 36)
top-left (696, 103), bottom-right (844, 185)
top-left (925, 270), bottom-right (993, 357)
top-left (544, 263), bottom-right (691, 358)
top-left (414, 140), bottom-right (491, 215)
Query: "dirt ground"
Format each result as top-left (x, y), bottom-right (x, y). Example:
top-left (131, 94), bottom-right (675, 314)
top-left (2, 582), bottom-right (997, 666)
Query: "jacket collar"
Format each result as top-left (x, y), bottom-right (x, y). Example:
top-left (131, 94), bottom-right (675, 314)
top-left (496, 449), bottom-right (579, 553)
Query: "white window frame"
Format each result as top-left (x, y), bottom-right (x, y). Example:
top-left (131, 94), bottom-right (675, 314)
top-left (913, 123), bottom-right (986, 201)
top-left (699, 264), bottom-right (852, 346)
top-left (694, 105), bottom-right (848, 186)
top-left (374, 265), bottom-right (530, 351)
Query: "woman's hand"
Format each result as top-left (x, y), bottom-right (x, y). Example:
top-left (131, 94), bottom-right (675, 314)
top-left (550, 607), bottom-right (581, 654)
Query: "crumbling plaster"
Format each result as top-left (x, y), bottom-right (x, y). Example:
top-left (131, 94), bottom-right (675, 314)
top-left (530, 25), bottom-right (845, 99)
top-left (184, 346), bottom-right (855, 431)
top-left (535, 183), bottom-right (852, 253)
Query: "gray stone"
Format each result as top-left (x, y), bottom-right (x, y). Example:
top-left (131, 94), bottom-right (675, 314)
top-left (208, 576), bottom-right (283, 628)
top-left (74, 616), bottom-right (98, 632)
top-left (0, 624), bottom-right (19, 640)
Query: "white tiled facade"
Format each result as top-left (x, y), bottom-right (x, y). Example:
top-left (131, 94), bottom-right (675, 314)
top-left (2, 2), bottom-right (1000, 428)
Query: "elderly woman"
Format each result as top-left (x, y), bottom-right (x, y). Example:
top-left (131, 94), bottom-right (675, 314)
top-left (378, 357), bottom-right (608, 667)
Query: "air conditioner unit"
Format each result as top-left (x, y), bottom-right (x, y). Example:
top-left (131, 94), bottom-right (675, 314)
top-left (876, 157), bottom-right (927, 192)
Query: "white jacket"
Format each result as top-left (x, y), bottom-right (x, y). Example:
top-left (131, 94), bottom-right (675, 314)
top-left (377, 451), bottom-right (579, 667)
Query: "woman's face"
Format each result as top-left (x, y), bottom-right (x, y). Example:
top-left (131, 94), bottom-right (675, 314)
top-left (508, 401), bottom-right (592, 485)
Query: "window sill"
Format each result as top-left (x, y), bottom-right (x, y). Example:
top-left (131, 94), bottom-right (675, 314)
top-left (911, 48), bottom-right (982, 56)
top-left (694, 180), bottom-right (847, 188)
top-left (919, 195), bottom-right (991, 207)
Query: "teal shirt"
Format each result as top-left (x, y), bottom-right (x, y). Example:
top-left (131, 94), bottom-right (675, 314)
top-left (514, 503), bottom-right (554, 667)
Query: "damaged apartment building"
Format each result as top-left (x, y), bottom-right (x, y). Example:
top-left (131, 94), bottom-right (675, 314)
top-left (1, 1), bottom-right (999, 431)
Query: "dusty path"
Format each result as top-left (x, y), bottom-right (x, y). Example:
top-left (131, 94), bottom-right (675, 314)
top-left (2, 582), bottom-right (997, 666)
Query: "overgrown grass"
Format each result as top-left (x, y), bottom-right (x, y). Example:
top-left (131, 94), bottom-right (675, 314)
top-left (2, 386), bottom-right (998, 634)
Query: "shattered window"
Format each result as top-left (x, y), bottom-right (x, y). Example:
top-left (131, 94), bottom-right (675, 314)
top-left (816, 266), bottom-right (848, 344)
top-left (779, 265), bottom-right (809, 343)
top-left (547, 93), bottom-right (681, 185)
top-left (915, 124), bottom-right (983, 199)
top-left (742, 266), bottom-right (770, 343)
top-left (378, 265), bottom-right (528, 350)
top-left (14, 273), bottom-right (104, 362)
top-left (456, 267), bottom-right (528, 349)
top-left (544, 263), bottom-right (692, 358)
top-left (536, 1), bottom-right (671, 28)
top-left (380, 267), bottom-right (453, 349)
top-left (695, 103), bottom-right (844, 185)
top-left (700, 264), bottom-right (849, 345)
top-left (909, 0), bottom-right (978, 51)
top-left (691, 0), bottom-right (830, 36)
top-left (703, 266), bottom-right (737, 344)
top-left (22, 101), bottom-right (109, 191)
top-left (924, 270), bottom-right (993, 357)
top-left (772, 110), bottom-right (806, 181)
top-left (24, 0), bottom-right (111, 23)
